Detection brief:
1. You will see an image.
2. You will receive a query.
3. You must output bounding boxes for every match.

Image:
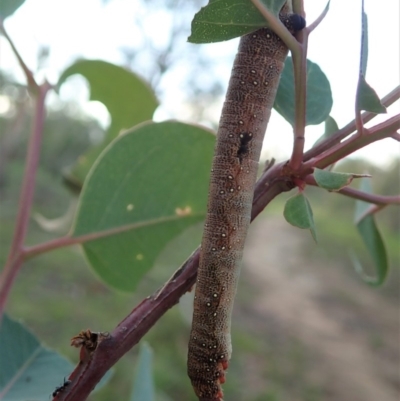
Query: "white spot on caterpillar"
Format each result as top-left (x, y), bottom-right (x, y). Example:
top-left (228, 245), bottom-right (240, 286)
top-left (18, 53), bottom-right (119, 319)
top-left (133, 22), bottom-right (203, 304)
top-left (220, 190), bottom-right (225, 194)
top-left (213, 293), bottom-right (218, 297)
top-left (206, 302), bottom-right (211, 307)
top-left (239, 120), bottom-right (244, 125)
top-left (221, 233), bottom-right (226, 237)
top-left (240, 81), bottom-right (245, 85)
top-left (264, 81), bottom-right (269, 86)
top-left (253, 81), bottom-right (258, 85)
top-left (126, 204), bottom-right (134, 211)
top-left (229, 188), bottom-right (234, 192)
top-left (228, 134), bottom-right (233, 138)
top-left (213, 312), bottom-right (217, 316)
top-left (211, 247), bottom-right (216, 251)
top-left (221, 246), bottom-right (226, 250)
top-left (228, 175), bottom-right (233, 180)
top-left (252, 34), bottom-right (257, 38)
top-left (251, 70), bottom-right (256, 74)
top-left (238, 185), bottom-right (241, 190)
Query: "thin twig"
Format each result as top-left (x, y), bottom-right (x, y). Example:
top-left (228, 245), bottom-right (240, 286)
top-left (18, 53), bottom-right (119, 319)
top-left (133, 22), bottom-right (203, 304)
top-left (304, 114), bottom-right (400, 169)
top-left (305, 175), bottom-right (400, 205)
top-left (304, 86), bottom-right (400, 161)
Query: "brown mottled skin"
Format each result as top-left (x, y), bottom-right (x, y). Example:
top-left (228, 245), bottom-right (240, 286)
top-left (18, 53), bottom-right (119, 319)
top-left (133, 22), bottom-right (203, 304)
top-left (187, 8), bottom-right (305, 401)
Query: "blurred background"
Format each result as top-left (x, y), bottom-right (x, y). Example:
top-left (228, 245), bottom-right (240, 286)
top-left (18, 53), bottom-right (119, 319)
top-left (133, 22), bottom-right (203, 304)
top-left (0, 0), bottom-right (399, 400)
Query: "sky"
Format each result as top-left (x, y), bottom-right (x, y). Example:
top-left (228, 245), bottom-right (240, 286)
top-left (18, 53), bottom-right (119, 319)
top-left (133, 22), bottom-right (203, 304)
top-left (1, 0), bottom-right (399, 167)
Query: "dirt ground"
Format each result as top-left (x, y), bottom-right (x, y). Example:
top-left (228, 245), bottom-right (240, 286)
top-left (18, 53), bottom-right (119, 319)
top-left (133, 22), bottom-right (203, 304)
top-left (242, 217), bottom-right (399, 401)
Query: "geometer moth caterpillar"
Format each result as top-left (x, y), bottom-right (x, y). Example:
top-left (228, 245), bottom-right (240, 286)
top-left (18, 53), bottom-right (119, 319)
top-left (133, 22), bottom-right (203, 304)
top-left (187, 7), bottom-right (305, 401)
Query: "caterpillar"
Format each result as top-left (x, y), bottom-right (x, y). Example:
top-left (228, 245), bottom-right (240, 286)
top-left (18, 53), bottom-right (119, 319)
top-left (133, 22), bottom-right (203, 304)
top-left (187, 7), bottom-right (305, 401)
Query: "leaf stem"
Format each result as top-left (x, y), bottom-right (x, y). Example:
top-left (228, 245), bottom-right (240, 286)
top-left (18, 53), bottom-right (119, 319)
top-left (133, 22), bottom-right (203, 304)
top-left (22, 213), bottom-right (204, 259)
top-left (305, 175), bottom-right (400, 205)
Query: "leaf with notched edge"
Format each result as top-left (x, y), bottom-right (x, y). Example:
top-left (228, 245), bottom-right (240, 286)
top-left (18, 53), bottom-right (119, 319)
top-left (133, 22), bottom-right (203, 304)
top-left (57, 60), bottom-right (158, 189)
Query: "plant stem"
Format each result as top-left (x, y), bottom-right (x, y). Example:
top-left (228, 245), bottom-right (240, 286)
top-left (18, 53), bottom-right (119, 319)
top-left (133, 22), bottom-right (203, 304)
top-left (288, 30), bottom-right (307, 170)
top-left (0, 83), bottom-right (51, 318)
top-left (308, 114), bottom-right (400, 169)
top-left (54, 161), bottom-right (295, 401)
top-left (304, 86), bottom-right (400, 161)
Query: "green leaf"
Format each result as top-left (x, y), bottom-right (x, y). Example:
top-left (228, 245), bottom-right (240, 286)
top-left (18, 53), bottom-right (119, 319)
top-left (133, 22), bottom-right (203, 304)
top-left (57, 60), bottom-right (159, 188)
top-left (351, 178), bottom-right (388, 286)
top-left (283, 192), bottom-right (317, 242)
top-left (188, 0), bottom-right (286, 43)
top-left (356, 76), bottom-right (386, 113)
top-left (72, 121), bottom-right (215, 292)
top-left (360, 10), bottom-right (369, 77)
top-left (274, 57), bottom-right (332, 126)
top-left (314, 168), bottom-right (370, 191)
top-left (312, 115), bottom-right (339, 147)
top-left (355, 10), bottom-right (386, 114)
top-left (130, 343), bottom-right (155, 401)
top-left (0, 314), bottom-right (73, 400)
top-left (0, 0), bottom-right (25, 19)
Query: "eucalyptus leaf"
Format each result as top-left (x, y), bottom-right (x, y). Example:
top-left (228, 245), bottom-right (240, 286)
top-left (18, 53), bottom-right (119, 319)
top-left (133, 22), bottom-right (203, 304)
top-left (274, 57), bottom-right (332, 126)
top-left (130, 343), bottom-right (155, 401)
top-left (283, 192), bottom-right (317, 242)
top-left (72, 121), bottom-right (215, 292)
top-left (314, 168), bottom-right (370, 191)
top-left (312, 115), bottom-right (339, 148)
top-left (352, 178), bottom-right (388, 286)
top-left (0, 314), bottom-right (73, 401)
top-left (58, 60), bottom-right (159, 188)
top-left (189, 0), bottom-right (286, 43)
top-left (356, 76), bottom-right (386, 114)
top-left (0, 0), bottom-right (25, 19)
